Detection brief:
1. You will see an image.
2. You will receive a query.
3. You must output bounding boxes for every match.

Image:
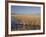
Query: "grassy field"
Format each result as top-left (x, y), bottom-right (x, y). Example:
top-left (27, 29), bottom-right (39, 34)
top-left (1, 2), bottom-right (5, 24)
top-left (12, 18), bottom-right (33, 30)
top-left (11, 15), bottom-right (41, 31)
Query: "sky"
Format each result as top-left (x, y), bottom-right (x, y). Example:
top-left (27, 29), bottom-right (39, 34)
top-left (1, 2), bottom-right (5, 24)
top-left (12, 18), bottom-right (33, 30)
top-left (11, 5), bottom-right (41, 15)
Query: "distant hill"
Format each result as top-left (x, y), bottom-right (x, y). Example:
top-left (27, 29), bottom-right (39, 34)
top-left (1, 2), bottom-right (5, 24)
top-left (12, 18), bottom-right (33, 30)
top-left (11, 12), bottom-right (40, 15)
top-left (11, 13), bottom-right (16, 15)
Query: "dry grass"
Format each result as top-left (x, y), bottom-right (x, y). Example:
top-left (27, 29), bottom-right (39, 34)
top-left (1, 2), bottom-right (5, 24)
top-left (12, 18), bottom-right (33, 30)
top-left (11, 15), bottom-right (41, 30)
top-left (11, 15), bottom-right (41, 26)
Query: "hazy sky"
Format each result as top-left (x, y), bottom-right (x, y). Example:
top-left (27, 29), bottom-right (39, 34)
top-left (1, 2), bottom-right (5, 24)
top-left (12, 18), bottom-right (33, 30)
top-left (11, 6), bottom-right (41, 14)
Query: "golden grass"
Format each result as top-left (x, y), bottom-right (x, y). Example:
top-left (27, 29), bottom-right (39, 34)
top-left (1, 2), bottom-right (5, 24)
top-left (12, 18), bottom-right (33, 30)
top-left (11, 15), bottom-right (41, 25)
